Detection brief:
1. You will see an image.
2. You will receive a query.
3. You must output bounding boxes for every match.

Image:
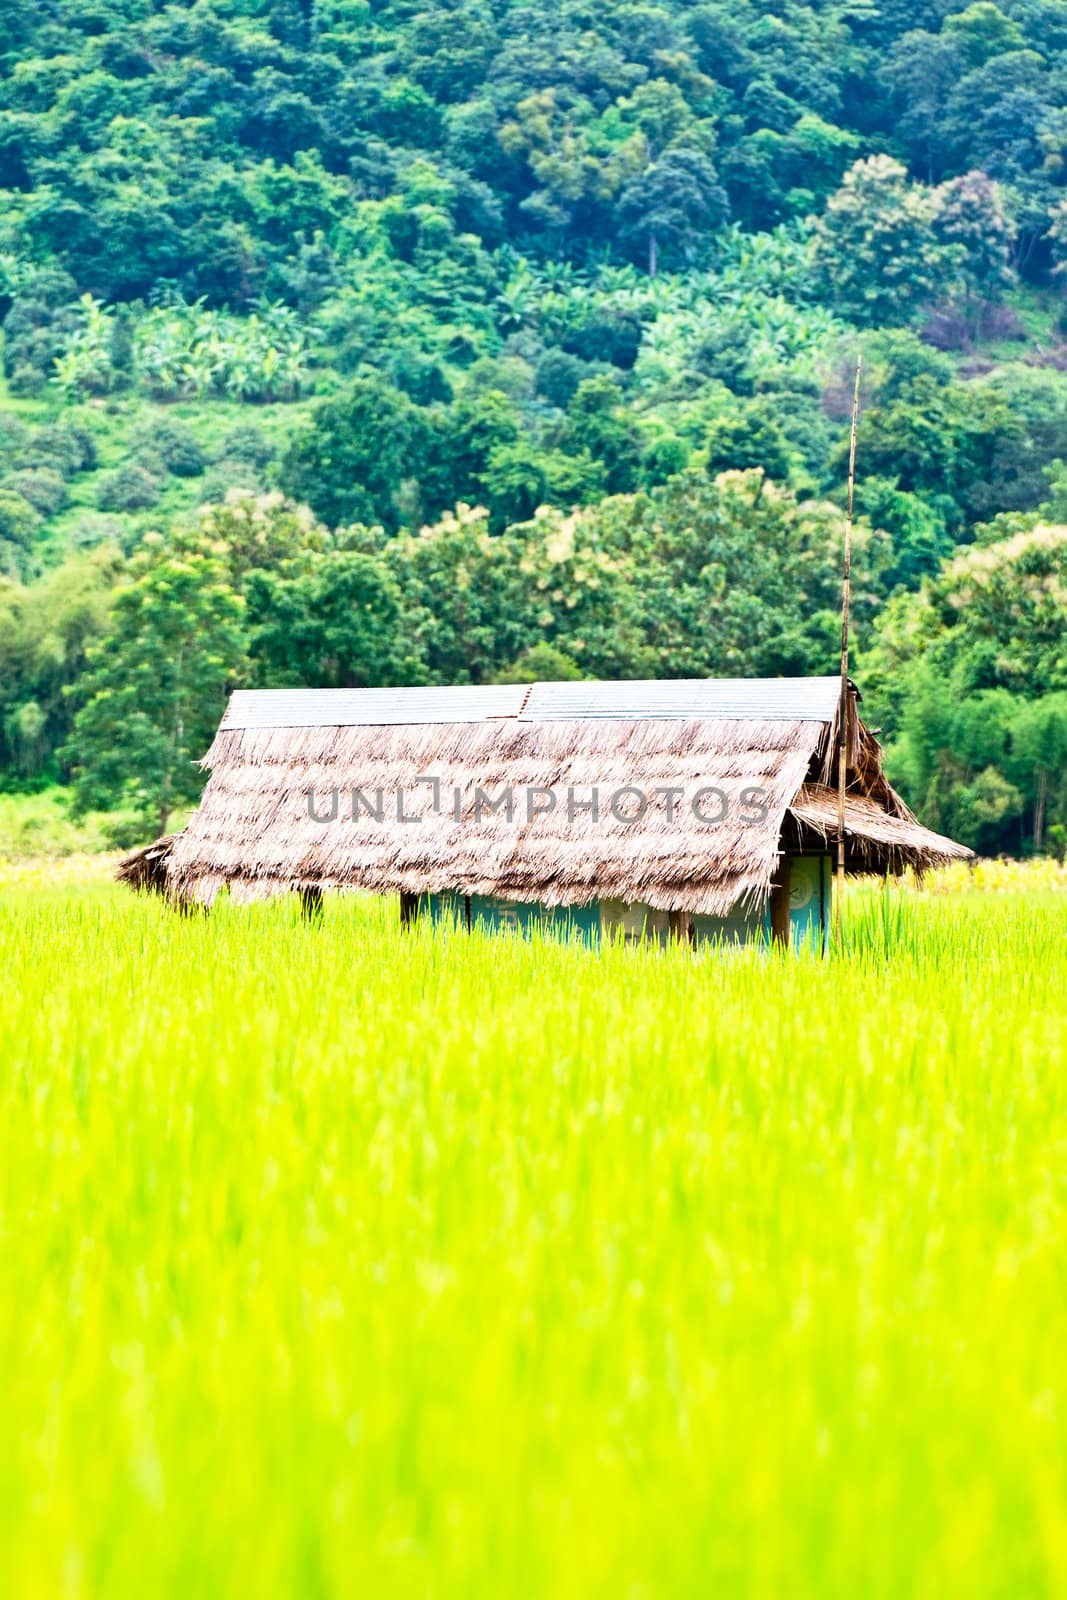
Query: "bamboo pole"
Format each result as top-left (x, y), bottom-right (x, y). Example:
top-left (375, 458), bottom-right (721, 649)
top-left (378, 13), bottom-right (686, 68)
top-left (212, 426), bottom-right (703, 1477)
top-left (834, 358), bottom-right (862, 950)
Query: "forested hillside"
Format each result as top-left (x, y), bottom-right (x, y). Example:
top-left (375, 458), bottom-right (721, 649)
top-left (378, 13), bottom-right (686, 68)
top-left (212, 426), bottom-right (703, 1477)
top-left (1, 0), bottom-right (1065, 853)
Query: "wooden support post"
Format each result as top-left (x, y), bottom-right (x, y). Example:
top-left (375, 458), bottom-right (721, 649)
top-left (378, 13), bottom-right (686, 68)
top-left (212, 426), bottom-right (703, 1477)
top-left (168, 891), bottom-right (208, 918)
top-left (835, 357), bottom-right (862, 950)
top-left (400, 891), bottom-right (419, 929)
top-left (298, 885), bottom-right (324, 921)
top-left (770, 856), bottom-right (791, 950)
top-left (668, 909), bottom-right (694, 945)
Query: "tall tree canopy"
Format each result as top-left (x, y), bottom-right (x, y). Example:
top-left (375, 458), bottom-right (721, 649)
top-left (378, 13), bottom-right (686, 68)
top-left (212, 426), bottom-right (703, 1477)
top-left (0, 0), bottom-right (1065, 857)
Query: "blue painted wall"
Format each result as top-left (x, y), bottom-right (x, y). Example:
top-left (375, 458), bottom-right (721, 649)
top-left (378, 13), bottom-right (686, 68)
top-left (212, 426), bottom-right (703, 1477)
top-left (421, 892), bottom-right (600, 944)
top-left (419, 854), bottom-right (832, 953)
top-left (785, 855), bottom-right (831, 954)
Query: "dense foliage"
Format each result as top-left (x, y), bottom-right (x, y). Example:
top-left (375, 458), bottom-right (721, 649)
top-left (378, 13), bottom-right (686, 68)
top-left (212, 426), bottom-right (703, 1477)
top-left (1, 0), bottom-right (1065, 852)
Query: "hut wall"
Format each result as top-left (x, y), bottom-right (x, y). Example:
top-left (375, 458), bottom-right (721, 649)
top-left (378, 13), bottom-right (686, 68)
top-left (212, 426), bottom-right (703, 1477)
top-left (471, 895), bottom-right (602, 942)
top-left (416, 852), bottom-right (832, 951)
top-left (785, 854), bottom-right (832, 954)
top-left (690, 900), bottom-right (765, 948)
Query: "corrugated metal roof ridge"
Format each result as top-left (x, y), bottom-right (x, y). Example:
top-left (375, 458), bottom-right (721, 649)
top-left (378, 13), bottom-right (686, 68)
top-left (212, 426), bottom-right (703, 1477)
top-left (220, 684), bottom-right (530, 729)
top-left (219, 677), bottom-right (845, 730)
top-left (521, 676), bottom-right (842, 723)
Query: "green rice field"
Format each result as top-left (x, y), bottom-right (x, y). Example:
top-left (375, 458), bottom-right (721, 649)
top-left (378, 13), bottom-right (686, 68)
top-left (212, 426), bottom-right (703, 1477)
top-left (1, 880), bottom-right (1065, 1598)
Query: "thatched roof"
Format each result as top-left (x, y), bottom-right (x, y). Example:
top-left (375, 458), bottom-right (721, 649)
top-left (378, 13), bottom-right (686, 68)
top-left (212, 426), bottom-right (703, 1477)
top-left (785, 784), bottom-right (971, 873)
top-left (125, 677), bottom-right (970, 912)
top-left (114, 833), bottom-right (179, 894)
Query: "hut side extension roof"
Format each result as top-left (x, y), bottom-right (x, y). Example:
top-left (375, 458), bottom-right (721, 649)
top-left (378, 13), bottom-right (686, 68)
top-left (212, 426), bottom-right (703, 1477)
top-left (148, 677), bottom-right (971, 912)
top-left (787, 784), bottom-right (974, 868)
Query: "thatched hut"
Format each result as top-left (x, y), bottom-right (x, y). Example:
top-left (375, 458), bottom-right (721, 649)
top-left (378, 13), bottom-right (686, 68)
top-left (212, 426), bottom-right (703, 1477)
top-left (119, 677), bottom-right (970, 950)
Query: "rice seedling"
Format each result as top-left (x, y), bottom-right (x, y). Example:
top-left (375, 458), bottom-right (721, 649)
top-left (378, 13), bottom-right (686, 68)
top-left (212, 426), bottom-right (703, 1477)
top-left (0, 882), bottom-right (1064, 1598)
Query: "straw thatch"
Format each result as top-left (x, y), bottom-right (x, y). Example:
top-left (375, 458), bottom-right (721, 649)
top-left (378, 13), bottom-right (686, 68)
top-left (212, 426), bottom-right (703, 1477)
top-left (117, 680), bottom-right (971, 911)
top-left (161, 716), bottom-right (829, 915)
top-left (114, 833), bottom-right (178, 895)
top-left (785, 783), bottom-right (971, 873)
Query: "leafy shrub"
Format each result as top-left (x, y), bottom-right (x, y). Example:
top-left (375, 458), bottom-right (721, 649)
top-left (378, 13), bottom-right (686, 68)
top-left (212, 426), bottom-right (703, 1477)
top-left (0, 413), bottom-right (29, 456)
top-left (494, 642), bottom-right (586, 683)
top-left (705, 406), bottom-right (792, 481)
top-left (4, 468), bottom-right (67, 517)
top-left (218, 425), bottom-right (276, 469)
top-left (0, 489), bottom-right (41, 578)
top-left (692, 318), bottom-right (758, 392)
top-left (101, 812), bottom-right (156, 850)
top-left (388, 348), bottom-right (454, 405)
top-left (561, 309), bottom-right (642, 370)
top-left (26, 420), bottom-right (97, 477)
top-left (1, 268), bottom-right (80, 386)
top-left (96, 463), bottom-right (164, 513)
top-left (66, 513), bottom-right (127, 551)
top-left (640, 434), bottom-right (690, 485)
top-left (131, 418), bottom-right (206, 477)
top-left (534, 349), bottom-right (589, 409)
top-left (196, 460), bottom-right (262, 503)
top-left (7, 363), bottom-right (47, 398)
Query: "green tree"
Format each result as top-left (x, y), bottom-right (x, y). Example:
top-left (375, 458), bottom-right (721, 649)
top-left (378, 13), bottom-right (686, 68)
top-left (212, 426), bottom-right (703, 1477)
top-left (63, 536), bottom-right (247, 834)
top-left (382, 505), bottom-right (550, 683)
top-left (616, 148), bottom-right (728, 274)
top-left (0, 489), bottom-right (41, 579)
top-left (813, 156), bottom-right (952, 325)
top-left (704, 406), bottom-right (792, 486)
top-left (0, 547), bottom-right (119, 783)
top-left (565, 470), bottom-right (887, 681)
top-left (870, 524), bottom-right (1067, 714)
top-left (943, 3), bottom-right (1025, 70)
top-left (857, 369), bottom-right (1067, 534)
top-left (865, 524), bottom-right (1067, 850)
top-left (441, 391), bottom-right (522, 508)
top-left (479, 442), bottom-right (606, 530)
top-left (932, 170), bottom-right (1016, 327)
top-left (244, 550), bottom-right (421, 689)
top-left (279, 381), bottom-right (443, 531)
top-left (1007, 695), bottom-right (1067, 852)
top-left (556, 377), bottom-right (642, 495)
top-left (852, 475), bottom-right (953, 590)
top-left (884, 30), bottom-right (964, 181)
top-left (494, 641), bottom-right (586, 684)
top-left (185, 492), bottom-right (327, 587)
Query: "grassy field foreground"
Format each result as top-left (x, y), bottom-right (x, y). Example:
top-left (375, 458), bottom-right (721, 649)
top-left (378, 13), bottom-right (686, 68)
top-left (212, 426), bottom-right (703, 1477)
top-left (0, 884), bottom-right (1065, 1598)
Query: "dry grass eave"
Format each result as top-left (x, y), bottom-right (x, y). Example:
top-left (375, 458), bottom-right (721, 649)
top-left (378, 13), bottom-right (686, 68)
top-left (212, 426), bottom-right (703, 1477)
top-left (121, 703), bottom-right (971, 911)
top-left (164, 716), bottom-right (829, 914)
top-left (114, 834), bottom-right (181, 895)
top-left (788, 783), bottom-right (975, 870)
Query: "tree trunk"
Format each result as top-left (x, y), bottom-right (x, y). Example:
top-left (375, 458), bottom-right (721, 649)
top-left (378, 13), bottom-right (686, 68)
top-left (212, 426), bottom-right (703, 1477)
top-left (1034, 769), bottom-right (1048, 853)
top-left (649, 231), bottom-right (658, 278)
